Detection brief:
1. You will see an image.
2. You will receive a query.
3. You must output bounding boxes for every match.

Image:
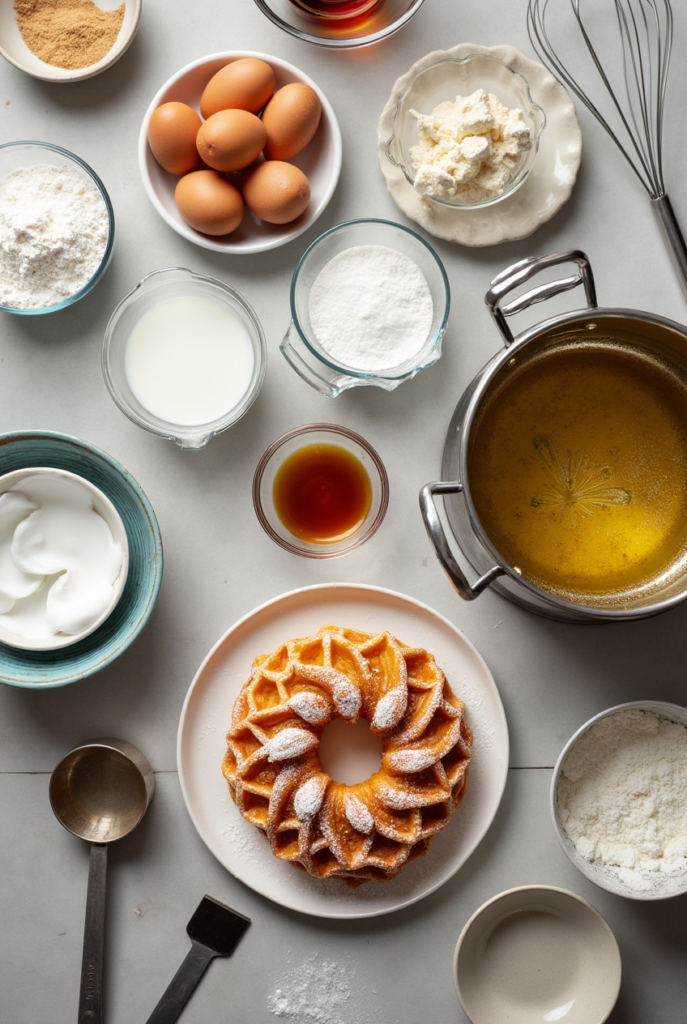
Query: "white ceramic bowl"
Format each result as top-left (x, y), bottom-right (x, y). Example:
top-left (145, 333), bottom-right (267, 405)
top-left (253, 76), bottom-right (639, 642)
top-left (552, 701), bottom-right (687, 900)
top-left (454, 885), bottom-right (621, 1024)
top-left (0, 0), bottom-right (141, 82)
top-left (0, 467), bottom-right (129, 651)
top-left (139, 52), bottom-right (342, 255)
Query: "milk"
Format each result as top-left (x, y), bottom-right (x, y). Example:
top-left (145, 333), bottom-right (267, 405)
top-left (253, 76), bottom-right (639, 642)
top-left (125, 297), bottom-right (255, 426)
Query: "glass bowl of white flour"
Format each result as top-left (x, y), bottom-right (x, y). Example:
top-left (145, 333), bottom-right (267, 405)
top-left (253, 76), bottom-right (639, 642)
top-left (552, 701), bottom-right (687, 900)
top-left (0, 141), bottom-right (114, 315)
top-left (281, 218), bottom-right (450, 397)
top-left (386, 54), bottom-right (546, 208)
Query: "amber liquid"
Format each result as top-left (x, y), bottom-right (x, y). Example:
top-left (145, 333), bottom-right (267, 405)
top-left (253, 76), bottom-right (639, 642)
top-left (468, 341), bottom-right (687, 605)
top-left (287, 0), bottom-right (382, 23)
top-left (273, 443), bottom-right (372, 543)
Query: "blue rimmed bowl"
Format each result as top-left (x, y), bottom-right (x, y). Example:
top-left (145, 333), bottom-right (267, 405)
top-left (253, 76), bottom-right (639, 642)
top-left (0, 142), bottom-right (115, 315)
top-left (0, 431), bottom-right (162, 688)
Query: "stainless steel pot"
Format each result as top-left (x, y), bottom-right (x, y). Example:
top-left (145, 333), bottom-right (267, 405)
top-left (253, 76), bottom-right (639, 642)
top-left (420, 249), bottom-right (687, 623)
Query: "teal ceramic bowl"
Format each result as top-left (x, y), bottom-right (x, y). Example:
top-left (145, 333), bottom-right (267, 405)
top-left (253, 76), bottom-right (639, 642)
top-left (0, 431), bottom-right (162, 688)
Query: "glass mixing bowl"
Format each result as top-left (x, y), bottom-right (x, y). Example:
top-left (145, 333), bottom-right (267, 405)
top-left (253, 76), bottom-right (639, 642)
top-left (103, 268), bottom-right (267, 450)
top-left (280, 218), bottom-right (450, 397)
top-left (386, 54), bottom-right (546, 209)
top-left (0, 141), bottom-right (115, 315)
top-left (251, 0), bottom-right (425, 49)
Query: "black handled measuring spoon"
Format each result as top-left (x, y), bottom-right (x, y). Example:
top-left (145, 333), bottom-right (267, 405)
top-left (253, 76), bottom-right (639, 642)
top-left (145, 895), bottom-right (251, 1024)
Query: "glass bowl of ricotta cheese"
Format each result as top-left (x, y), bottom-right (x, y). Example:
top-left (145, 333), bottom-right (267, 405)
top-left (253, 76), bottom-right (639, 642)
top-left (386, 54), bottom-right (546, 208)
top-left (281, 218), bottom-right (450, 397)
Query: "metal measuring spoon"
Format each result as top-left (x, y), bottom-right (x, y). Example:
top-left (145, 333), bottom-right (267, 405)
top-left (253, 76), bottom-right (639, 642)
top-left (50, 738), bottom-right (155, 1024)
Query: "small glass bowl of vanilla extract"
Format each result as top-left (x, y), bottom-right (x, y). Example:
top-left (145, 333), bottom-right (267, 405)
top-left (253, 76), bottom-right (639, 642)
top-left (252, 423), bottom-right (389, 557)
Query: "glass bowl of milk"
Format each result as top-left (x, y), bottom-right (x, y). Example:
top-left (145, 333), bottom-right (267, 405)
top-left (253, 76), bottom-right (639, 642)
top-left (103, 268), bottom-right (267, 449)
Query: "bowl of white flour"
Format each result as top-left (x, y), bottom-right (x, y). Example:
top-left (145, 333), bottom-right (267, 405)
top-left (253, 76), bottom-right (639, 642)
top-left (552, 701), bottom-right (687, 900)
top-left (0, 141), bottom-right (114, 314)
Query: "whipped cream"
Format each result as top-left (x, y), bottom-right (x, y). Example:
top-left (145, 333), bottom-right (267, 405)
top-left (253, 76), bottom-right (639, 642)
top-left (0, 474), bottom-right (123, 640)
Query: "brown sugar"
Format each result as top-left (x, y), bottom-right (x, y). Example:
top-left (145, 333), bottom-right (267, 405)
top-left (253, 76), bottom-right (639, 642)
top-left (14, 0), bottom-right (125, 70)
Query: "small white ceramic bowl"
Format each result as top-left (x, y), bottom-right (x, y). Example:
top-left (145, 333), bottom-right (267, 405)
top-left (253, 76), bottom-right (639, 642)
top-left (0, 0), bottom-right (141, 82)
top-left (552, 701), bottom-right (687, 900)
top-left (454, 885), bottom-right (621, 1024)
top-left (139, 52), bottom-right (342, 255)
top-left (0, 467), bottom-right (129, 651)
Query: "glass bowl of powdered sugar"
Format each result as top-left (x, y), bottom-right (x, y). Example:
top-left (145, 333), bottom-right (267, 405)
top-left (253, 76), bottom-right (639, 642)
top-left (552, 701), bottom-right (687, 900)
top-left (281, 218), bottom-right (450, 397)
top-left (0, 141), bottom-right (114, 315)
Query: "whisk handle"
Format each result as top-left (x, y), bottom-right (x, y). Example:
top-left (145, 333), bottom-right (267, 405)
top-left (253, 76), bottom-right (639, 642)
top-left (486, 250), bottom-right (597, 346)
top-left (652, 196), bottom-right (687, 293)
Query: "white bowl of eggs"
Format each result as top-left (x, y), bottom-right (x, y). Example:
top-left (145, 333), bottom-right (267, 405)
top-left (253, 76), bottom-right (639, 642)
top-left (139, 52), bottom-right (342, 254)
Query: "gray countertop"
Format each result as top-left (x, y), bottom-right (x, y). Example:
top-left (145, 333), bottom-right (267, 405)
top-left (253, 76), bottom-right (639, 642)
top-left (1, 0), bottom-right (687, 1020)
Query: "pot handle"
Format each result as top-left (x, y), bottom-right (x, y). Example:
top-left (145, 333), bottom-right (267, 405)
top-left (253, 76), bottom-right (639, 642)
top-left (485, 250), bottom-right (598, 346)
top-left (420, 482), bottom-right (505, 601)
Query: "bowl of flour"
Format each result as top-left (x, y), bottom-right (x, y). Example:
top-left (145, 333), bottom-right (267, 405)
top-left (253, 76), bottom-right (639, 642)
top-left (281, 218), bottom-right (450, 397)
top-left (0, 141), bottom-right (114, 314)
top-left (552, 701), bottom-right (687, 900)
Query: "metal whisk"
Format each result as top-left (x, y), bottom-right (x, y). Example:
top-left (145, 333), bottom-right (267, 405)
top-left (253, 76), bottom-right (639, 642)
top-left (527, 0), bottom-right (687, 290)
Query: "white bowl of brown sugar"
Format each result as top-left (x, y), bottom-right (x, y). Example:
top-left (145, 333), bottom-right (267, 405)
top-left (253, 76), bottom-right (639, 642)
top-left (0, 0), bottom-right (141, 82)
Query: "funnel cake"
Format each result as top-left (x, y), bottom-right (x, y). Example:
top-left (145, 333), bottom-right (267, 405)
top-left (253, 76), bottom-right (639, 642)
top-left (222, 625), bottom-right (472, 885)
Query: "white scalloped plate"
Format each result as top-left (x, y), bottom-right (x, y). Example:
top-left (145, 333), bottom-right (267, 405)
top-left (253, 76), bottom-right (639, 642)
top-left (177, 583), bottom-right (509, 919)
top-left (377, 43), bottom-right (582, 247)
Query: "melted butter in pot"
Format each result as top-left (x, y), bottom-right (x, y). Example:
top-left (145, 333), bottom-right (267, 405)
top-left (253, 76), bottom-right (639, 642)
top-left (468, 341), bottom-right (687, 605)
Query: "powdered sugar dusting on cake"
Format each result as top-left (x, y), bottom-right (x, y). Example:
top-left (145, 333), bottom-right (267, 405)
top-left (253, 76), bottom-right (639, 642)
top-left (371, 687), bottom-right (407, 731)
top-left (385, 747), bottom-right (436, 773)
top-left (267, 728), bottom-right (319, 762)
top-left (344, 794), bottom-right (374, 834)
top-left (294, 775), bottom-right (327, 820)
top-left (298, 664), bottom-right (362, 721)
top-left (288, 691), bottom-right (331, 725)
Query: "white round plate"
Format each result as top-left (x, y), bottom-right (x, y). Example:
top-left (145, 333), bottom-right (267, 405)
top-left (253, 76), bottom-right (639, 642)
top-left (377, 44), bottom-right (582, 247)
top-left (177, 583), bottom-right (509, 919)
top-left (139, 52), bottom-right (342, 255)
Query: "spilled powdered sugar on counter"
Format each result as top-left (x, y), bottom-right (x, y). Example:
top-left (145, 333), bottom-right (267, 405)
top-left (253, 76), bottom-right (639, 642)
top-left (268, 954), bottom-right (371, 1024)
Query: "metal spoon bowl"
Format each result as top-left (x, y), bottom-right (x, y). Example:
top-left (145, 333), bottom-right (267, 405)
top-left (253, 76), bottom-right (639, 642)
top-left (50, 740), bottom-right (152, 843)
top-left (50, 739), bottom-right (154, 1024)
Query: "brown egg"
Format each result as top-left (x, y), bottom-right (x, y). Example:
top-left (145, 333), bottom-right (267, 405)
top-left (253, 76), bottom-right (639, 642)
top-left (242, 161), bottom-right (311, 225)
top-left (200, 58), bottom-right (276, 119)
top-left (175, 171), bottom-right (244, 235)
top-left (148, 102), bottom-right (202, 175)
top-left (262, 83), bottom-right (322, 161)
top-left (196, 109), bottom-right (267, 172)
